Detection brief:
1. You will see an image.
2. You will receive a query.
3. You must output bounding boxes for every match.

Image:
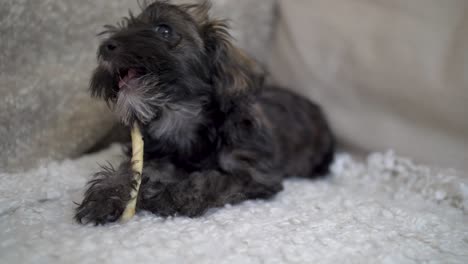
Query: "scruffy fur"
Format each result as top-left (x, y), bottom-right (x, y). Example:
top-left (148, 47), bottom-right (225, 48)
top-left (75, 0), bottom-right (334, 225)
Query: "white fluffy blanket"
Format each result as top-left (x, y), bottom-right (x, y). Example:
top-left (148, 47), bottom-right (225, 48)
top-left (1, 145), bottom-right (467, 264)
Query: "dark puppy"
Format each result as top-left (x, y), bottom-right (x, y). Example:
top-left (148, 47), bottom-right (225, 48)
top-left (75, 0), bottom-right (334, 225)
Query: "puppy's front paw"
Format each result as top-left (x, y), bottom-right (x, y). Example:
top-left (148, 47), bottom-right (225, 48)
top-left (75, 189), bottom-right (126, 225)
top-left (75, 166), bottom-right (133, 225)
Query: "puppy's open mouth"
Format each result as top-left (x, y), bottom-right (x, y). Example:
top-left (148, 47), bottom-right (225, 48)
top-left (118, 68), bottom-right (143, 89)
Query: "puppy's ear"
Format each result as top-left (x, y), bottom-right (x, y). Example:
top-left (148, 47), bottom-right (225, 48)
top-left (188, 2), bottom-right (264, 111)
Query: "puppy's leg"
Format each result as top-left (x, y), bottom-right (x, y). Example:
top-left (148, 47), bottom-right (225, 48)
top-left (75, 161), bottom-right (135, 225)
top-left (139, 157), bottom-right (283, 217)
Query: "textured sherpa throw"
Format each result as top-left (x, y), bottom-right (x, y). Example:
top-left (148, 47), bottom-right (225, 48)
top-left (1, 145), bottom-right (467, 264)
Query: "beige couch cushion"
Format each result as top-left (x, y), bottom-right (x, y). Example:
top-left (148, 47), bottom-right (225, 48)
top-left (269, 0), bottom-right (468, 170)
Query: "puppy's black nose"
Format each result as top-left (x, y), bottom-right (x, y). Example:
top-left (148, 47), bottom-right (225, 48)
top-left (99, 40), bottom-right (120, 59)
top-left (106, 41), bottom-right (118, 51)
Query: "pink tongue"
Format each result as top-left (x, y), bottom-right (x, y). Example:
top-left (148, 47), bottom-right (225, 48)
top-left (118, 69), bottom-right (137, 89)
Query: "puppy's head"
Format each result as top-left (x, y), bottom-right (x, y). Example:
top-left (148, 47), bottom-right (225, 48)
top-left (90, 0), bottom-right (263, 126)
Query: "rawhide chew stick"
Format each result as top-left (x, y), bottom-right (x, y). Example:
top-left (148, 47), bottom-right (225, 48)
top-left (120, 123), bottom-right (144, 222)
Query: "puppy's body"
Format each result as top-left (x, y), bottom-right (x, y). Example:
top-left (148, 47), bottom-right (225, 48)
top-left (142, 86), bottom-right (332, 176)
top-left (258, 87), bottom-right (334, 177)
top-left (75, 1), bottom-right (334, 224)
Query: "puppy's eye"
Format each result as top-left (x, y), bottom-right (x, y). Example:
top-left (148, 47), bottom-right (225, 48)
top-left (155, 24), bottom-right (172, 39)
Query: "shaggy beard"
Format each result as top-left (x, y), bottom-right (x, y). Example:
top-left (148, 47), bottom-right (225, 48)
top-left (114, 75), bottom-right (168, 126)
